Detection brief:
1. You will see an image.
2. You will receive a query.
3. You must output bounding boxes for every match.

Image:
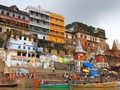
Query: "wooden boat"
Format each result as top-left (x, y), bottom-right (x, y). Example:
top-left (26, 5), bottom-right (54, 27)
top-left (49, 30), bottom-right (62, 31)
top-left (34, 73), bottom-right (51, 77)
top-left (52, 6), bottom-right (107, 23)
top-left (0, 83), bottom-right (18, 87)
top-left (38, 83), bottom-right (70, 88)
top-left (72, 82), bottom-right (118, 88)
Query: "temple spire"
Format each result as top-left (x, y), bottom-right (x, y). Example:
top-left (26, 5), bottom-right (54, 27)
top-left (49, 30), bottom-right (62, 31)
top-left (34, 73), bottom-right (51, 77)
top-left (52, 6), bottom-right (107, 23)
top-left (75, 40), bottom-right (86, 53)
top-left (96, 45), bottom-right (104, 55)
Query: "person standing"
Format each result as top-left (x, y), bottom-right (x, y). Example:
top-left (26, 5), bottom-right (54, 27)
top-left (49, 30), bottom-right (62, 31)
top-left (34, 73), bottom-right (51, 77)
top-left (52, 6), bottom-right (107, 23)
top-left (1, 76), bottom-right (4, 84)
top-left (53, 68), bottom-right (55, 73)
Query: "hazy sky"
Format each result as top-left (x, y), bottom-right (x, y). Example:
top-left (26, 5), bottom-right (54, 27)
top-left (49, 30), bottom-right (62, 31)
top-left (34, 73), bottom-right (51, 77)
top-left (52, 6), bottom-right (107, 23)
top-left (1, 0), bottom-right (120, 48)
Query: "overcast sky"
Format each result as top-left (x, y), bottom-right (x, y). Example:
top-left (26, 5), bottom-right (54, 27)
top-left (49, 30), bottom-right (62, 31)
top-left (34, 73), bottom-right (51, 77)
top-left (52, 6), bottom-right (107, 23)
top-left (1, 0), bottom-right (120, 48)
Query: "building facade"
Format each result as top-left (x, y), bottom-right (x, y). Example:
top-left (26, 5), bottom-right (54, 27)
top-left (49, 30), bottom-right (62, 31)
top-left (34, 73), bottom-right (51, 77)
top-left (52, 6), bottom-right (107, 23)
top-left (0, 4), bottom-right (35, 68)
top-left (48, 12), bottom-right (65, 43)
top-left (65, 22), bottom-right (107, 55)
top-left (24, 5), bottom-right (50, 40)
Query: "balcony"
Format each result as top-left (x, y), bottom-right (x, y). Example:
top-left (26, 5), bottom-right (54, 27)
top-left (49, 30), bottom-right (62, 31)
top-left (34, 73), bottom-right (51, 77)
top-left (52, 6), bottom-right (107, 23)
top-left (30, 14), bottom-right (49, 22)
top-left (0, 18), bottom-right (29, 30)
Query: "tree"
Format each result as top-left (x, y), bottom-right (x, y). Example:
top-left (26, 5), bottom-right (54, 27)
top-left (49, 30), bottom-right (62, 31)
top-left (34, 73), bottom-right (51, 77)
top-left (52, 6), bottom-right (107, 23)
top-left (87, 26), bottom-right (95, 33)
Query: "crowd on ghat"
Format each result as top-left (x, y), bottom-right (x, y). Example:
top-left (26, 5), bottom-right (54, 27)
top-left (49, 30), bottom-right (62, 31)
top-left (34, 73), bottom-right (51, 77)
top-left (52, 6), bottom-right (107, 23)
top-left (0, 68), bottom-right (119, 84)
top-left (0, 70), bottom-right (37, 84)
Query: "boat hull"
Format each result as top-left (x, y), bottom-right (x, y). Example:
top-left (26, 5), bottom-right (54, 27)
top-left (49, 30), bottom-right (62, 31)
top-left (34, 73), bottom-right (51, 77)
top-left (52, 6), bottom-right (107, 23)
top-left (0, 83), bottom-right (18, 87)
top-left (38, 84), bottom-right (70, 88)
top-left (72, 82), bottom-right (117, 88)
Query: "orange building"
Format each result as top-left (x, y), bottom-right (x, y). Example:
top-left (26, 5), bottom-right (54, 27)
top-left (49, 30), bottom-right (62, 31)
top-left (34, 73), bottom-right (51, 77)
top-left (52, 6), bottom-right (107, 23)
top-left (48, 12), bottom-right (65, 43)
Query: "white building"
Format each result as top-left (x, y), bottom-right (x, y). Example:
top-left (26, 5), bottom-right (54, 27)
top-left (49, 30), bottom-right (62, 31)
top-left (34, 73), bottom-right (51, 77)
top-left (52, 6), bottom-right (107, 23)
top-left (24, 5), bottom-right (50, 40)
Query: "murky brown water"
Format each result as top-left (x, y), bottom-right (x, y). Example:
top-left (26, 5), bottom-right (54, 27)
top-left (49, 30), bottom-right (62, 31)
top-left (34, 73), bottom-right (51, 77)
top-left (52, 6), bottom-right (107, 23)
top-left (0, 87), bottom-right (120, 90)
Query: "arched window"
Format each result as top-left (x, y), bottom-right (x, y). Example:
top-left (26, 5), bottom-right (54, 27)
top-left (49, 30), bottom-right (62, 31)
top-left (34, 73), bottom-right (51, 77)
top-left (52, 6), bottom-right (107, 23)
top-left (6, 12), bottom-right (9, 16)
top-left (1, 11), bottom-right (4, 14)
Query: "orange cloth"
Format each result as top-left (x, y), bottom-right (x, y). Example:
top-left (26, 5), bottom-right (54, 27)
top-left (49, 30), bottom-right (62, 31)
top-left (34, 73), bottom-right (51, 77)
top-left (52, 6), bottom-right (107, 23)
top-left (2, 77), bottom-right (4, 81)
top-left (8, 75), bottom-right (10, 80)
top-left (34, 70), bottom-right (36, 75)
top-left (13, 73), bottom-right (16, 79)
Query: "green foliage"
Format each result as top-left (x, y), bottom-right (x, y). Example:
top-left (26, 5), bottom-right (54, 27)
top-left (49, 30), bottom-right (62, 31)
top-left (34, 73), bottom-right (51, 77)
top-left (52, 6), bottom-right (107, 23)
top-left (65, 22), bottom-right (86, 29)
top-left (87, 26), bottom-right (95, 33)
top-left (65, 24), bottom-right (72, 29)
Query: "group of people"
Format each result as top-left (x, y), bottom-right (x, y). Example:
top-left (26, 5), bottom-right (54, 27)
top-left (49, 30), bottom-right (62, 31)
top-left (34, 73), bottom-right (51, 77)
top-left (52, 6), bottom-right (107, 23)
top-left (0, 70), bottom-right (37, 84)
top-left (1, 73), bottom-right (16, 83)
top-left (62, 72), bottom-right (80, 84)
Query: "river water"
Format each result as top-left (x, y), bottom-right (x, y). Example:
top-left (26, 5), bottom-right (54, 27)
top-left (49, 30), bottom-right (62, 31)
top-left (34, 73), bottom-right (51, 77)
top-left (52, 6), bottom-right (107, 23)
top-left (0, 87), bottom-right (120, 90)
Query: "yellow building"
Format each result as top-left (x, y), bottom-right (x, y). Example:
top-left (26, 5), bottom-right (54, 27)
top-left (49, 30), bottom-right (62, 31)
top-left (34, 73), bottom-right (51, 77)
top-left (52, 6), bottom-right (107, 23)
top-left (48, 12), bottom-right (65, 43)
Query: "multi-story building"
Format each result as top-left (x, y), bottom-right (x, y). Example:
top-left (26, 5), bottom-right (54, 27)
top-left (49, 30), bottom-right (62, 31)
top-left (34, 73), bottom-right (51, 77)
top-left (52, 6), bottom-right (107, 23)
top-left (24, 5), bottom-right (49, 40)
top-left (24, 5), bottom-right (65, 56)
top-left (65, 22), bottom-right (107, 55)
top-left (0, 5), bottom-right (29, 33)
top-left (0, 4), bottom-right (35, 68)
top-left (48, 12), bottom-right (65, 43)
top-left (7, 30), bottom-right (37, 67)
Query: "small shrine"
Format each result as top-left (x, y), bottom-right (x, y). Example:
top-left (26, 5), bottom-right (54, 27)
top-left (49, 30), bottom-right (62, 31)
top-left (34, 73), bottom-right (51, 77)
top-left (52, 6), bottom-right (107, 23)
top-left (75, 40), bottom-right (86, 61)
top-left (95, 45), bottom-right (105, 62)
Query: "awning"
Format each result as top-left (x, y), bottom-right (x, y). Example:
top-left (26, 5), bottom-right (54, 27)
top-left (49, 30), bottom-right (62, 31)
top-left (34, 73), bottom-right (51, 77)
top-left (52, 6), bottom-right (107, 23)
top-left (82, 62), bottom-right (94, 68)
top-left (63, 58), bottom-right (68, 62)
top-left (51, 55), bottom-right (58, 61)
top-left (82, 69), bottom-right (89, 73)
top-left (16, 68), bottom-right (29, 76)
top-left (58, 57), bottom-right (63, 63)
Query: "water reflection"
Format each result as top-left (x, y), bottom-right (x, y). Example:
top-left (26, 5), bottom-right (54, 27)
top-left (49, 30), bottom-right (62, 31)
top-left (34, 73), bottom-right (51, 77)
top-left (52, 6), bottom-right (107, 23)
top-left (0, 87), bottom-right (120, 90)
top-left (73, 87), bottom-right (120, 90)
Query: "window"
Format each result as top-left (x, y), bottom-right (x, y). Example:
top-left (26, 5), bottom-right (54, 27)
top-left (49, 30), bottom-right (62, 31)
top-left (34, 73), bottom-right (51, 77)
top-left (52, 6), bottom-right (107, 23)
top-left (18, 15), bottom-right (20, 19)
top-left (30, 11), bottom-right (33, 15)
top-left (22, 17), bottom-right (25, 20)
top-left (33, 39), bottom-right (35, 42)
top-left (37, 20), bottom-right (39, 23)
top-left (6, 12), bottom-right (9, 16)
top-left (7, 29), bottom-right (9, 32)
top-left (36, 13), bottom-right (38, 16)
top-left (28, 53), bottom-right (31, 57)
top-left (43, 36), bottom-right (45, 40)
top-left (43, 21), bottom-right (45, 25)
top-left (13, 35), bottom-right (16, 39)
top-left (65, 51), bottom-right (67, 55)
top-left (56, 39), bottom-right (57, 41)
top-left (66, 34), bottom-right (68, 38)
top-left (72, 36), bottom-right (73, 39)
top-left (36, 54), bottom-right (39, 58)
top-left (12, 14), bottom-right (15, 17)
top-left (57, 50), bottom-right (59, 54)
top-left (24, 37), bottom-right (26, 40)
top-left (33, 48), bottom-right (35, 50)
top-left (0, 27), bottom-right (2, 32)
top-left (18, 46), bottom-right (21, 49)
top-left (81, 35), bottom-right (83, 38)
top-left (28, 47), bottom-right (30, 50)
top-left (19, 36), bottom-right (22, 40)
top-left (29, 38), bottom-right (31, 41)
top-left (88, 43), bottom-right (90, 46)
top-left (17, 52), bottom-right (21, 56)
top-left (32, 54), bottom-right (35, 57)
top-left (1, 11), bottom-right (4, 14)
top-left (23, 52), bottom-right (26, 56)
top-left (31, 18), bottom-right (33, 21)
top-left (23, 46), bottom-right (25, 49)
top-left (49, 49), bottom-right (51, 53)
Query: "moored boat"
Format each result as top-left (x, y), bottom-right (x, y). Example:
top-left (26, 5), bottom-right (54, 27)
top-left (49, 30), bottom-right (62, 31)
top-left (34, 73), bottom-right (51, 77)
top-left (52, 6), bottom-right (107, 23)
top-left (0, 83), bottom-right (18, 87)
top-left (38, 83), bottom-right (70, 88)
top-left (72, 81), bottom-right (118, 88)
